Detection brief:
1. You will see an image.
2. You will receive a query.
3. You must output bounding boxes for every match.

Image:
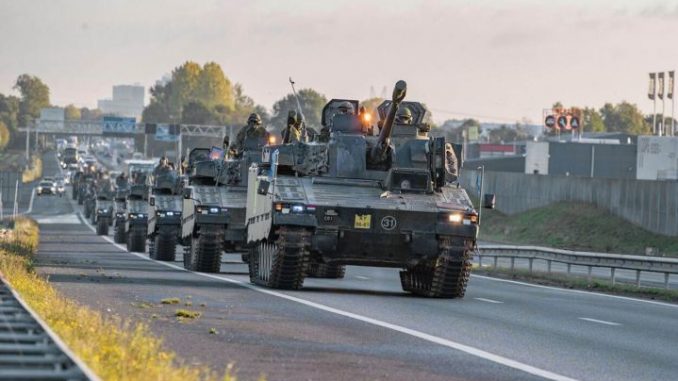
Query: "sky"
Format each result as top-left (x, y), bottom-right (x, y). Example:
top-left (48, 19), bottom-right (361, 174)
top-left (2, 0), bottom-right (678, 124)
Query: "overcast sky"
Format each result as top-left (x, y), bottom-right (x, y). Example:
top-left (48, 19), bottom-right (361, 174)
top-left (2, 0), bottom-right (678, 123)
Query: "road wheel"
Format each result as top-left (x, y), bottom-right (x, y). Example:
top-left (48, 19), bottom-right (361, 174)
top-left (72, 188), bottom-right (77, 200)
top-left (114, 223), bottom-right (127, 244)
top-left (127, 225), bottom-right (146, 253)
top-left (78, 193), bottom-right (84, 205)
top-left (152, 225), bottom-right (177, 262)
top-left (84, 204), bottom-right (91, 219)
top-left (187, 227), bottom-right (223, 273)
top-left (96, 218), bottom-right (109, 235)
top-left (306, 260), bottom-right (346, 279)
top-left (399, 237), bottom-right (472, 298)
top-left (249, 227), bottom-right (310, 290)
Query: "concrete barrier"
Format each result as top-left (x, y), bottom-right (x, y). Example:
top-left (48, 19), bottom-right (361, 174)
top-left (461, 170), bottom-right (678, 237)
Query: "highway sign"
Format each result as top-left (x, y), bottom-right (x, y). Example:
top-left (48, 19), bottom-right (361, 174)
top-left (544, 115), bottom-right (556, 128)
top-left (102, 116), bottom-right (136, 136)
top-left (155, 124), bottom-right (179, 142)
top-left (557, 115), bottom-right (569, 130)
top-left (570, 116), bottom-right (580, 129)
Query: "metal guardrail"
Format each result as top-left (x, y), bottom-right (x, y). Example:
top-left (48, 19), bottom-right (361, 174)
top-left (477, 244), bottom-right (678, 289)
top-left (0, 276), bottom-right (99, 380)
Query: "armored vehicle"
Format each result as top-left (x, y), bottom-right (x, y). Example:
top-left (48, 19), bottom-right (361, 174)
top-left (113, 174), bottom-right (131, 243)
top-left (147, 163), bottom-right (183, 261)
top-left (181, 137), bottom-right (265, 273)
top-left (245, 81), bottom-right (492, 298)
top-left (125, 166), bottom-right (152, 253)
top-left (92, 176), bottom-right (115, 235)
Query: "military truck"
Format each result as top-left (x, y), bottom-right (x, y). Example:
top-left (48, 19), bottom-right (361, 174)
top-left (181, 137), bottom-right (265, 273)
top-left (245, 81), bottom-right (493, 298)
top-left (147, 163), bottom-right (183, 261)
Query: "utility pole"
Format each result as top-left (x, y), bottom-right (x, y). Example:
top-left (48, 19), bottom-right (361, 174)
top-left (669, 71), bottom-right (675, 136)
top-left (649, 73), bottom-right (657, 135)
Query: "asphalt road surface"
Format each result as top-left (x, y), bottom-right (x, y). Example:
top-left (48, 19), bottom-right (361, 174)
top-left (31, 153), bottom-right (678, 381)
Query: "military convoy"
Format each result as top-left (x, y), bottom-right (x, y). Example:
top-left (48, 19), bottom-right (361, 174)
top-left (69, 81), bottom-right (491, 299)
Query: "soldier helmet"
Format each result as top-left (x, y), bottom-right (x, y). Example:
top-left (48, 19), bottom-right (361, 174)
top-left (337, 101), bottom-right (355, 115)
top-left (287, 110), bottom-right (298, 124)
top-left (396, 106), bottom-right (413, 124)
top-left (248, 113), bottom-right (262, 125)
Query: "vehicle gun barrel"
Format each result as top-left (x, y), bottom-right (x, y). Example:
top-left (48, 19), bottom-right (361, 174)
top-left (370, 80), bottom-right (407, 162)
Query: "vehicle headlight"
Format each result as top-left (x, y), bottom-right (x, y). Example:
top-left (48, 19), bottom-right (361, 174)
top-left (166, 211), bottom-right (174, 216)
top-left (291, 204), bottom-right (305, 213)
top-left (448, 213), bottom-right (463, 224)
top-left (209, 207), bottom-right (219, 214)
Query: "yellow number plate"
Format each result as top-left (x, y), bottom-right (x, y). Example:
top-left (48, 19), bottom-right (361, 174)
top-left (354, 214), bottom-right (371, 229)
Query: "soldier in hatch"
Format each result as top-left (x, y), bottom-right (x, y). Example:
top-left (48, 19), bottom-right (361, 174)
top-left (282, 110), bottom-right (302, 144)
top-left (395, 105), bottom-right (413, 125)
top-left (319, 101), bottom-right (355, 142)
top-left (230, 113), bottom-right (267, 157)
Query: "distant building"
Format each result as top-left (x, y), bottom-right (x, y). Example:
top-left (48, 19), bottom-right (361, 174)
top-left (97, 85), bottom-right (145, 120)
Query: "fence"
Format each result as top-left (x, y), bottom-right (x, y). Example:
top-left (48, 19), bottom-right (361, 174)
top-left (478, 244), bottom-right (678, 289)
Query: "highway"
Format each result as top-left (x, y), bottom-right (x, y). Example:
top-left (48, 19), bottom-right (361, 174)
top-left (31, 152), bottom-right (678, 381)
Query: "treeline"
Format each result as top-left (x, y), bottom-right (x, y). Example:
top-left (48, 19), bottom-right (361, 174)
top-left (556, 101), bottom-right (653, 135)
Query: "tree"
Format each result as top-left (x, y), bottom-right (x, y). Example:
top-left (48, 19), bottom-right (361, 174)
top-left (0, 94), bottom-right (20, 131)
top-left (181, 101), bottom-right (217, 124)
top-left (14, 74), bottom-right (50, 126)
top-left (142, 61), bottom-right (260, 126)
top-left (599, 102), bottom-right (650, 135)
top-left (64, 104), bottom-right (81, 120)
top-left (0, 121), bottom-right (10, 150)
top-left (581, 107), bottom-right (605, 133)
top-left (488, 124), bottom-right (531, 143)
top-left (196, 62), bottom-right (235, 111)
top-left (270, 89), bottom-right (327, 131)
top-left (80, 107), bottom-right (102, 121)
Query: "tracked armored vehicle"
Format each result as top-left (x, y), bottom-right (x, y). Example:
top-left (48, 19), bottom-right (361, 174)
top-left (113, 175), bottom-right (131, 243)
top-left (93, 177), bottom-right (115, 235)
top-left (122, 162), bottom-right (155, 252)
top-left (147, 164), bottom-right (183, 261)
top-left (245, 81), bottom-right (492, 298)
top-left (181, 140), bottom-right (263, 272)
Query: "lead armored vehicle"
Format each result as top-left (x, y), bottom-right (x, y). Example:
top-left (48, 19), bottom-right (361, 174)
top-left (113, 173), bottom-right (131, 243)
top-left (245, 81), bottom-right (492, 298)
top-left (147, 162), bottom-right (183, 261)
top-left (181, 139), bottom-right (264, 272)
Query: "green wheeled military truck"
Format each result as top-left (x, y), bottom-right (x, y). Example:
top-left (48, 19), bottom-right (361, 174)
top-left (245, 81), bottom-right (494, 298)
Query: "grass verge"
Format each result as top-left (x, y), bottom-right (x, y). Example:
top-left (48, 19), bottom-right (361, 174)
top-left (479, 201), bottom-right (678, 257)
top-left (22, 154), bottom-right (42, 183)
top-left (0, 217), bottom-right (237, 381)
top-left (474, 266), bottom-right (678, 303)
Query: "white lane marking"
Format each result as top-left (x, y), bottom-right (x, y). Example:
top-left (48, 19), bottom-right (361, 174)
top-left (472, 274), bottom-right (678, 310)
top-left (354, 275), bottom-right (370, 280)
top-left (26, 188), bottom-right (35, 215)
top-left (474, 297), bottom-right (504, 304)
top-left (578, 317), bottom-right (621, 327)
top-left (76, 212), bottom-right (578, 381)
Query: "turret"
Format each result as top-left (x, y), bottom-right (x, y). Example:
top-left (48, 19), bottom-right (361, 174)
top-left (369, 80), bottom-right (407, 163)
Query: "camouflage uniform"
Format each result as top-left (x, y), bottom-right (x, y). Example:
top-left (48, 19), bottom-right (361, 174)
top-left (282, 110), bottom-right (302, 144)
top-left (231, 113), bottom-right (266, 156)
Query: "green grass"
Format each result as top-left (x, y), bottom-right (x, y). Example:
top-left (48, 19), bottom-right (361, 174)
top-left (175, 309), bottom-right (201, 319)
top-left (479, 202), bottom-right (678, 257)
top-left (0, 218), bottom-right (238, 381)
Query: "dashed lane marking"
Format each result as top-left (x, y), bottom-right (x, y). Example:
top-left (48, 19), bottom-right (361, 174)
top-left (578, 317), bottom-right (621, 327)
top-left (474, 297), bottom-right (504, 304)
